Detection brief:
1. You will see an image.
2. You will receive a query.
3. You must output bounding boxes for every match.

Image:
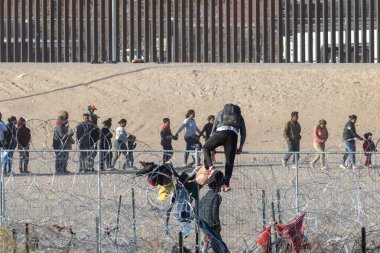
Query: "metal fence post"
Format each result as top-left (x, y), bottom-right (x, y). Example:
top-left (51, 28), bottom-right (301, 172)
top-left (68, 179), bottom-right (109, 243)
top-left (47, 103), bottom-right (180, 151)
top-left (97, 149), bottom-right (102, 252)
top-left (112, 0), bottom-right (117, 62)
top-left (295, 151), bottom-right (299, 215)
top-left (194, 146), bottom-right (200, 253)
top-left (132, 188), bottom-right (137, 245)
top-left (362, 226), bottom-right (366, 253)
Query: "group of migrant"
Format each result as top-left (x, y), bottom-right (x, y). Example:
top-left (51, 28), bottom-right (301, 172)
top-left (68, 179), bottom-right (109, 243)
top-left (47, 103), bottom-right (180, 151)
top-left (137, 103), bottom-right (313, 253)
top-left (136, 161), bottom-right (313, 253)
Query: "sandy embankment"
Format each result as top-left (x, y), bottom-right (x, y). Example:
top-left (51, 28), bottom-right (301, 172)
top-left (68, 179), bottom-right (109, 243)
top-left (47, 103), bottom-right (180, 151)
top-left (0, 63), bottom-right (379, 151)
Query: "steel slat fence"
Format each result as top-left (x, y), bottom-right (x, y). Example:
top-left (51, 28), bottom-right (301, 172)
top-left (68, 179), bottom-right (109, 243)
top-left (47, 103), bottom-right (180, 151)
top-left (0, 0), bottom-right (379, 63)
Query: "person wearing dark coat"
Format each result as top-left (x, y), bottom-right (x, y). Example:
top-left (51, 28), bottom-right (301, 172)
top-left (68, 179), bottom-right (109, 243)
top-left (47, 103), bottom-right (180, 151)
top-left (76, 113), bottom-right (93, 172)
top-left (363, 132), bottom-right (376, 168)
top-left (88, 115), bottom-right (100, 172)
top-left (53, 116), bottom-right (74, 173)
top-left (341, 115), bottom-right (363, 169)
top-left (99, 118), bottom-right (113, 171)
top-left (2, 116), bottom-right (17, 173)
top-left (16, 117), bottom-right (31, 173)
top-left (282, 111), bottom-right (302, 168)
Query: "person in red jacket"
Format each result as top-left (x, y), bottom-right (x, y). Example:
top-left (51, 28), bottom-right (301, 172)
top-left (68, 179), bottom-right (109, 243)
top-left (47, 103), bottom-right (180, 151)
top-left (363, 132), bottom-right (376, 168)
top-left (16, 117), bottom-right (31, 173)
top-left (310, 119), bottom-right (328, 169)
top-left (160, 118), bottom-right (178, 162)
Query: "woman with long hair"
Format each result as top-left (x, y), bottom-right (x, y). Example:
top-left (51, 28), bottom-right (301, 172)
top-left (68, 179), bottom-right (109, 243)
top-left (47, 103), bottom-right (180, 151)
top-left (175, 109), bottom-right (201, 166)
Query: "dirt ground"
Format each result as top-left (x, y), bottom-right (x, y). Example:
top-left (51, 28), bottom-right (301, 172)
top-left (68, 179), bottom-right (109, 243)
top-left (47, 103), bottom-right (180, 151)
top-left (0, 63), bottom-right (379, 151)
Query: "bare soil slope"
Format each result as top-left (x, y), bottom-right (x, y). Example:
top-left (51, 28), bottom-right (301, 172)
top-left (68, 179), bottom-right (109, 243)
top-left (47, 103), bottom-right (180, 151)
top-left (0, 63), bottom-right (379, 150)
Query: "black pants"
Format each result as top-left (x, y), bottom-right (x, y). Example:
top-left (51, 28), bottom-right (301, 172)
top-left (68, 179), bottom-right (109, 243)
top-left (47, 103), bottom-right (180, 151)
top-left (55, 151), bottom-right (69, 172)
top-left (162, 144), bottom-right (173, 162)
top-left (203, 130), bottom-right (238, 186)
top-left (19, 148), bottom-right (30, 172)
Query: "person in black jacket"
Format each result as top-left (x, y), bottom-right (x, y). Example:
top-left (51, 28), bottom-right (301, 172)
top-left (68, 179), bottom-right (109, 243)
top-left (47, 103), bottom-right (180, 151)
top-left (76, 113), bottom-right (93, 172)
top-left (199, 170), bottom-right (224, 253)
top-left (2, 116), bottom-right (17, 174)
top-left (341, 115), bottom-right (363, 169)
top-left (199, 115), bottom-right (215, 142)
top-left (99, 118), bottom-right (113, 171)
top-left (16, 118), bottom-right (31, 173)
top-left (88, 115), bottom-right (100, 172)
top-left (53, 116), bottom-right (74, 173)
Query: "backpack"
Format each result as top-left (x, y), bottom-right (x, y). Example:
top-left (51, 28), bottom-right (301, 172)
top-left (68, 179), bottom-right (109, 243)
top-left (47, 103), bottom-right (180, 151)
top-left (221, 104), bottom-right (242, 128)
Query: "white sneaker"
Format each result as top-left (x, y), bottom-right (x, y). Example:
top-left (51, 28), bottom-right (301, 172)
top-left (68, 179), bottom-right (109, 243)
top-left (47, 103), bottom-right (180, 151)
top-left (282, 160), bottom-right (287, 168)
top-left (352, 166), bottom-right (358, 170)
top-left (320, 166), bottom-right (326, 170)
top-left (291, 165), bottom-right (297, 169)
top-left (340, 164), bottom-right (347, 169)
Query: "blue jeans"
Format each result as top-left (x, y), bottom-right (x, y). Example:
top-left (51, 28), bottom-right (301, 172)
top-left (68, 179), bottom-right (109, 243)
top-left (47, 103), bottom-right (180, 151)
top-left (283, 142), bottom-right (300, 163)
top-left (343, 140), bottom-right (356, 166)
top-left (184, 136), bottom-right (200, 164)
top-left (2, 150), bottom-right (14, 172)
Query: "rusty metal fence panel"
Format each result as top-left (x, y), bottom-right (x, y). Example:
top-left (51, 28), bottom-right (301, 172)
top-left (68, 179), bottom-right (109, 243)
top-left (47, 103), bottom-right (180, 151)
top-left (0, 0), bottom-right (379, 63)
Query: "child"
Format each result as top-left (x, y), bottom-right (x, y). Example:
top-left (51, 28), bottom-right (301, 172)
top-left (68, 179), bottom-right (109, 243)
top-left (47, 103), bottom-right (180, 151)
top-left (160, 118), bottom-right (177, 162)
top-left (199, 115), bottom-right (217, 163)
top-left (127, 134), bottom-right (137, 168)
top-left (17, 118), bottom-right (31, 173)
top-left (199, 170), bottom-right (224, 253)
top-left (363, 132), bottom-right (376, 168)
top-left (199, 115), bottom-right (215, 142)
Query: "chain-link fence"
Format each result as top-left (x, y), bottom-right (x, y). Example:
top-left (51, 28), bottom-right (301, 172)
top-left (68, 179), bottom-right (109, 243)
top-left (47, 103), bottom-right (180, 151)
top-left (0, 148), bottom-right (380, 252)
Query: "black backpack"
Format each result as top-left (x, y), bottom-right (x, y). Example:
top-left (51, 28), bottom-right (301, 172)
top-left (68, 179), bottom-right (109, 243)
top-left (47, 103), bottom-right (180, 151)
top-left (221, 104), bottom-right (242, 128)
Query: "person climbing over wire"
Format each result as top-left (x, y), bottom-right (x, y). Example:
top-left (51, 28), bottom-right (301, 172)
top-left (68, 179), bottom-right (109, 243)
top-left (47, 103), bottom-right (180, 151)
top-left (202, 104), bottom-right (246, 192)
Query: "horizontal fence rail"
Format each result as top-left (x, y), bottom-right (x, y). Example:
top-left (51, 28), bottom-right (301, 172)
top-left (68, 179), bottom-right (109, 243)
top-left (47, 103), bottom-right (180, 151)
top-left (0, 0), bottom-right (379, 63)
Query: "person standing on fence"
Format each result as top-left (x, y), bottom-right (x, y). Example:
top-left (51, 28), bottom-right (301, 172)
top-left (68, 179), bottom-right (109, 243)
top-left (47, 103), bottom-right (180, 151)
top-left (282, 111), bottom-right (302, 168)
top-left (340, 115), bottom-right (363, 169)
top-left (203, 104), bottom-right (246, 192)
top-left (2, 116), bottom-right (17, 174)
top-left (76, 113), bottom-right (93, 172)
top-left (53, 116), bottom-right (74, 173)
top-left (112, 119), bottom-right (129, 170)
top-left (16, 117), bottom-right (31, 173)
top-left (310, 119), bottom-right (328, 170)
top-left (174, 109), bottom-right (202, 167)
top-left (161, 118), bottom-right (177, 163)
top-left (0, 112), bottom-right (8, 149)
top-left (363, 132), bottom-right (376, 168)
top-left (99, 118), bottom-right (113, 171)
